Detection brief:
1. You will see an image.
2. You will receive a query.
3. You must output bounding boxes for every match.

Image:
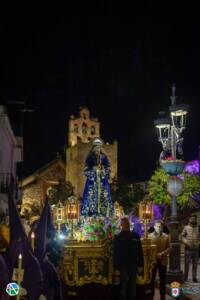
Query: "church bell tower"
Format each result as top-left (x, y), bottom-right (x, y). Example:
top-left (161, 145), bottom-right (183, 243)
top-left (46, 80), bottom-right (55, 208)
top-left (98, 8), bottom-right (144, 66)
top-left (66, 107), bottom-right (118, 199)
top-left (68, 107), bottom-right (100, 146)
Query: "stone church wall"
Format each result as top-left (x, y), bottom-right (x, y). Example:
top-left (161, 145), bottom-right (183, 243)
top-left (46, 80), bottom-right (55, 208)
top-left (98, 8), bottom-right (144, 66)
top-left (21, 182), bottom-right (43, 214)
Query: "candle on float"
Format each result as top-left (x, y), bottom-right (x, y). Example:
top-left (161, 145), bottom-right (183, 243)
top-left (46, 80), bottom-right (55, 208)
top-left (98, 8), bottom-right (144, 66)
top-left (18, 253), bottom-right (22, 270)
top-left (31, 232), bottom-right (35, 251)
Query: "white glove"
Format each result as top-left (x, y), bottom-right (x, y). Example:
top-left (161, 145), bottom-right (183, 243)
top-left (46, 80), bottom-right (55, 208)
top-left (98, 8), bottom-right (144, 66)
top-left (19, 287), bottom-right (27, 296)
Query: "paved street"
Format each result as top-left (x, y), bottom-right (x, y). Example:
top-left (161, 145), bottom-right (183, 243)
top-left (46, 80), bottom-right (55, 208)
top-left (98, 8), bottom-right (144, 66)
top-left (154, 260), bottom-right (200, 300)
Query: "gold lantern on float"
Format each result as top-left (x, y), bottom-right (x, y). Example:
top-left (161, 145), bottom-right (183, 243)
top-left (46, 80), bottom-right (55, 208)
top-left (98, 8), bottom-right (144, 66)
top-left (139, 199), bottom-right (154, 239)
top-left (54, 201), bottom-right (66, 236)
top-left (137, 199), bottom-right (157, 286)
top-left (114, 201), bottom-right (124, 218)
top-left (66, 195), bottom-right (80, 239)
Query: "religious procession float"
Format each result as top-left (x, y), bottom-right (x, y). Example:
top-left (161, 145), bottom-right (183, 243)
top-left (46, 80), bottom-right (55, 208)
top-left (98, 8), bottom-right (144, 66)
top-left (51, 138), bottom-right (157, 298)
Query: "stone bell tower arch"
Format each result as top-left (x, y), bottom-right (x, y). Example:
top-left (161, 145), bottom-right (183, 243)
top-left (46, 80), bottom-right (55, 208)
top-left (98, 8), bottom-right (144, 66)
top-left (66, 107), bottom-right (118, 199)
top-left (68, 107), bottom-right (100, 146)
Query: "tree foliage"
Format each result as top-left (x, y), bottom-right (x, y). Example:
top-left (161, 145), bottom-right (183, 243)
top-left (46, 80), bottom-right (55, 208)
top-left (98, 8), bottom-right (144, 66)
top-left (147, 167), bottom-right (200, 208)
top-left (48, 180), bottom-right (74, 205)
top-left (110, 177), bottom-right (145, 214)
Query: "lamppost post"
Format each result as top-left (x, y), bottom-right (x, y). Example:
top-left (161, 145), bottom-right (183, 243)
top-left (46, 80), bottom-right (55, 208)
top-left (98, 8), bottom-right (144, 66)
top-left (154, 85), bottom-right (189, 282)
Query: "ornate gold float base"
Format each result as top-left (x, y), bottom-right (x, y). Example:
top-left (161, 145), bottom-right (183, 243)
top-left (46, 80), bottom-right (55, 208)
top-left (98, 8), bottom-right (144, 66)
top-left (60, 238), bottom-right (157, 287)
top-left (60, 239), bottom-right (113, 286)
top-left (137, 238), bottom-right (157, 285)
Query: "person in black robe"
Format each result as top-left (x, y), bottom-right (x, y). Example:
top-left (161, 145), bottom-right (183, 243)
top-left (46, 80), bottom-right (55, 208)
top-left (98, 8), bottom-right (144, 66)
top-left (34, 198), bottom-right (63, 300)
top-left (113, 217), bottom-right (144, 300)
top-left (5, 192), bottom-right (43, 300)
top-left (45, 204), bottom-right (61, 267)
top-left (0, 253), bottom-right (9, 300)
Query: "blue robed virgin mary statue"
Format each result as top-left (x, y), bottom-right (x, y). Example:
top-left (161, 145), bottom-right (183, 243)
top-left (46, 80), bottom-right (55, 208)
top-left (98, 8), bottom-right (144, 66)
top-left (81, 138), bottom-right (114, 217)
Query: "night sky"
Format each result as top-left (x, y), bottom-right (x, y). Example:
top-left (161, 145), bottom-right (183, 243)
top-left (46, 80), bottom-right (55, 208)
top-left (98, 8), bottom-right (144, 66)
top-left (1, 2), bottom-right (200, 182)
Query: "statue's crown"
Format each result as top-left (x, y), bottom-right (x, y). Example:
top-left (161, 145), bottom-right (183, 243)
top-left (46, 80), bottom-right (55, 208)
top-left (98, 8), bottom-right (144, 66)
top-left (92, 138), bottom-right (103, 146)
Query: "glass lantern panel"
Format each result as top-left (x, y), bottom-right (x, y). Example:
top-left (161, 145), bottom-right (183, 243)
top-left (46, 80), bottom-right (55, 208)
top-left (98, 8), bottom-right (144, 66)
top-left (181, 114), bottom-right (187, 128)
top-left (57, 212), bottom-right (62, 221)
top-left (115, 209), bottom-right (120, 216)
top-left (70, 204), bottom-right (76, 213)
top-left (171, 111), bottom-right (188, 129)
top-left (157, 127), bottom-right (170, 148)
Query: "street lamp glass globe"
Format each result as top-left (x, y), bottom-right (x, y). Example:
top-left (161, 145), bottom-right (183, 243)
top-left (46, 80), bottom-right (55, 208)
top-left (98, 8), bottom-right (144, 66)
top-left (154, 118), bottom-right (171, 147)
top-left (169, 104), bottom-right (189, 129)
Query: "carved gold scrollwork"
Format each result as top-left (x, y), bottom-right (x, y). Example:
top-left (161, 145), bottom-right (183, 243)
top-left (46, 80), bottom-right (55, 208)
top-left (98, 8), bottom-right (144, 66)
top-left (83, 259), bottom-right (104, 274)
top-left (61, 239), bottom-right (113, 286)
top-left (136, 239), bottom-right (157, 285)
top-left (60, 238), bottom-right (157, 287)
top-left (78, 258), bottom-right (107, 285)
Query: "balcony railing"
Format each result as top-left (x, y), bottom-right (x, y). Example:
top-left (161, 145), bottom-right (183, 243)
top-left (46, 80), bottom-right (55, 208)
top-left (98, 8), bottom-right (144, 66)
top-left (0, 173), bottom-right (15, 194)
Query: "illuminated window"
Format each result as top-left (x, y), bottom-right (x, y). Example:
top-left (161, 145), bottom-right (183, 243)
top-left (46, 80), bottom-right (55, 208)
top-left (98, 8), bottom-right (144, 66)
top-left (91, 126), bottom-right (96, 135)
top-left (82, 123), bottom-right (88, 135)
top-left (74, 124), bottom-right (78, 133)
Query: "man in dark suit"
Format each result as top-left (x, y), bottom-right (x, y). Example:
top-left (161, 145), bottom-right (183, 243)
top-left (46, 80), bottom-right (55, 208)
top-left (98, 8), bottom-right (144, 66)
top-left (113, 217), bottom-right (144, 300)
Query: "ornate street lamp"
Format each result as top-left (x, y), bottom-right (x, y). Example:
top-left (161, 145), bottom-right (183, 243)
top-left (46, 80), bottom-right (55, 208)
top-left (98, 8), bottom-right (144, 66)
top-left (154, 84), bottom-right (189, 163)
top-left (169, 85), bottom-right (189, 161)
top-left (154, 84), bottom-right (189, 282)
top-left (154, 117), bottom-right (171, 150)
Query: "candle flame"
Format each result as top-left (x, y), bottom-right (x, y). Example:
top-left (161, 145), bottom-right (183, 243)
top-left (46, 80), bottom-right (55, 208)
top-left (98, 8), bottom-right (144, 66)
top-left (31, 232), bottom-right (35, 238)
top-left (19, 253), bottom-right (22, 259)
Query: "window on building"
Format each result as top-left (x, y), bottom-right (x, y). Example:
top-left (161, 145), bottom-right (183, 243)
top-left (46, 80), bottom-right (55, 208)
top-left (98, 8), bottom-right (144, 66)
top-left (91, 126), bottom-right (96, 135)
top-left (74, 124), bottom-right (78, 133)
top-left (82, 123), bottom-right (88, 135)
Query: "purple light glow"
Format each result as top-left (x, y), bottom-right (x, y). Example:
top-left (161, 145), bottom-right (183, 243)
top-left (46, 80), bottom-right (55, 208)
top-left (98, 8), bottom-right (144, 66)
top-left (153, 203), bottom-right (164, 220)
top-left (185, 160), bottom-right (199, 174)
top-left (129, 204), bottom-right (165, 237)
